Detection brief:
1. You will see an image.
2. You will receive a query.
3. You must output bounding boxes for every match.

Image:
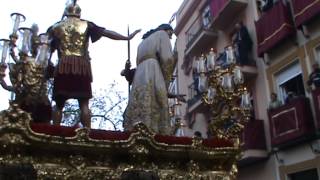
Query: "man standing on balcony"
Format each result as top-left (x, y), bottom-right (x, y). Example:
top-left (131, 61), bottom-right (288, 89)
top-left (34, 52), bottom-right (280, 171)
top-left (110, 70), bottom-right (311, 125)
top-left (307, 62), bottom-right (320, 89)
top-left (123, 24), bottom-right (177, 135)
top-left (47, 1), bottom-right (140, 128)
top-left (233, 22), bottom-right (253, 66)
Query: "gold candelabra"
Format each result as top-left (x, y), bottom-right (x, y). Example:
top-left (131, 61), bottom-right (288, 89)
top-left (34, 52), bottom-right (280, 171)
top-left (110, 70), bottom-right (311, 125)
top-left (194, 46), bottom-right (251, 141)
top-left (0, 13), bottom-right (51, 122)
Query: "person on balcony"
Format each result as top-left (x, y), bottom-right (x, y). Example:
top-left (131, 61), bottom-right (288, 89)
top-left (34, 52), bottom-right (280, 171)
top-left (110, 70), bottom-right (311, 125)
top-left (268, 92), bottom-right (282, 110)
top-left (257, 0), bottom-right (273, 13)
top-left (233, 22), bottom-right (253, 66)
top-left (123, 24), bottom-right (177, 135)
top-left (307, 62), bottom-right (320, 89)
top-left (47, 2), bottom-right (140, 128)
top-left (285, 91), bottom-right (298, 104)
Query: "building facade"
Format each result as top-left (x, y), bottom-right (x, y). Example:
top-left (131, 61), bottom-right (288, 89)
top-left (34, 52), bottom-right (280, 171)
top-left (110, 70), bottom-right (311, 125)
top-left (173, 0), bottom-right (320, 179)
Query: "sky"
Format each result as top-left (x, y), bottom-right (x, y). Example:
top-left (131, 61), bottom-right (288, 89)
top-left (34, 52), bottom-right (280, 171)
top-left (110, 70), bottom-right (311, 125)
top-left (0, 0), bottom-right (184, 110)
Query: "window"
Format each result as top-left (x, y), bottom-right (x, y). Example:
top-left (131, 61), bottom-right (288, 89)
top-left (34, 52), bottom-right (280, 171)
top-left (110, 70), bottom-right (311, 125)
top-left (275, 60), bottom-right (305, 103)
top-left (288, 168), bottom-right (319, 180)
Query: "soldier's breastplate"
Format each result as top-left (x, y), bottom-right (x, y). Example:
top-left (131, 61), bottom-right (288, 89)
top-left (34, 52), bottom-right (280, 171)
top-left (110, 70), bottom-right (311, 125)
top-left (54, 18), bottom-right (88, 56)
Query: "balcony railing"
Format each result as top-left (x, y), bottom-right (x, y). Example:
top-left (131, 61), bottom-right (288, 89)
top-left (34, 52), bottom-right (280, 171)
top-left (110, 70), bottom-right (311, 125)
top-left (268, 96), bottom-right (315, 148)
top-left (242, 119), bottom-right (267, 150)
top-left (255, 1), bottom-right (295, 57)
top-left (291, 0), bottom-right (320, 27)
top-left (185, 15), bottom-right (217, 57)
top-left (239, 119), bottom-right (268, 166)
top-left (187, 81), bottom-right (203, 112)
top-left (209, 0), bottom-right (248, 30)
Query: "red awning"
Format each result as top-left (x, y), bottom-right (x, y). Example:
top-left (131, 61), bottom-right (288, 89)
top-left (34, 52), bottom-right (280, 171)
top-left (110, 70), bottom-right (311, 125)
top-left (291, 0), bottom-right (320, 27)
top-left (255, 1), bottom-right (294, 57)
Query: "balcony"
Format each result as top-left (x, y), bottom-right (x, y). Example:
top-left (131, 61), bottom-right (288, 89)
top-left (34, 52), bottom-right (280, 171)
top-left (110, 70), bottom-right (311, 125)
top-left (311, 88), bottom-right (320, 130)
top-left (209, 0), bottom-right (248, 30)
top-left (268, 97), bottom-right (315, 148)
top-left (239, 119), bottom-right (268, 166)
top-left (255, 1), bottom-right (295, 57)
top-left (185, 15), bottom-right (217, 57)
top-left (291, 0), bottom-right (320, 27)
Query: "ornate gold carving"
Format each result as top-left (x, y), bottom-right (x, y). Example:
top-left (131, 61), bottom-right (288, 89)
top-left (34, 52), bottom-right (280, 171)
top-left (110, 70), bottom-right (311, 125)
top-left (0, 102), bottom-right (31, 125)
top-left (74, 127), bottom-right (90, 142)
top-left (200, 62), bottom-right (251, 145)
top-left (0, 112), bottom-right (239, 179)
top-left (9, 60), bottom-right (49, 105)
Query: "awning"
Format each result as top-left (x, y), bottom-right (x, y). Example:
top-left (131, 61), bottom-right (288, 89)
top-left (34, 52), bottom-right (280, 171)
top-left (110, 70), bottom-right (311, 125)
top-left (291, 0), bottom-right (320, 27)
top-left (255, 1), bottom-right (295, 57)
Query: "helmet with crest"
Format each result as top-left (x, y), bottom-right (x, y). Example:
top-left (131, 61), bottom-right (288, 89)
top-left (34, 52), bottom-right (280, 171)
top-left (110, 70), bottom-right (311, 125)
top-left (63, 0), bottom-right (81, 18)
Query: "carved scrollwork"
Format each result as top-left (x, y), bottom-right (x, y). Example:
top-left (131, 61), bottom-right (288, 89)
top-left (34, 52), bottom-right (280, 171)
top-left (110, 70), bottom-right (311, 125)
top-left (0, 103), bottom-right (31, 125)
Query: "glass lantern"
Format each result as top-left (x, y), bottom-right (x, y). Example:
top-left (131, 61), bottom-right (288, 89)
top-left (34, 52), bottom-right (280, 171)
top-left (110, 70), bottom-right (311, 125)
top-left (10, 13), bottom-right (26, 36)
top-left (226, 46), bottom-right (236, 65)
top-left (0, 39), bottom-right (10, 77)
top-left (18, 27), bottom-right (33, 56)
top-left (206, 48), bottom-right (216, 71)
top-left (198, 73), bottom-right (207, 93)
top-left (206, 87), bottom-right (216, 104)
top-left (241, 89), bottom-right (251, 109)
top-left (0, 39), bottom-right (10, 64)
top-left (35, 34), bottom-right (50, 67)
top-left (233, 66), bottom-right (244, 85)
top-left (221, 73), bottom-right (234, 92)
top-left (197, 55), bottom-right (206, 73)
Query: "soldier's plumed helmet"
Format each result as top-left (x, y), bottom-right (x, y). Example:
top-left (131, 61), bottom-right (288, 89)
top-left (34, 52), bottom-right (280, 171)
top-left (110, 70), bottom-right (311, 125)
top-left (64, 3), bottom-right (81, 17)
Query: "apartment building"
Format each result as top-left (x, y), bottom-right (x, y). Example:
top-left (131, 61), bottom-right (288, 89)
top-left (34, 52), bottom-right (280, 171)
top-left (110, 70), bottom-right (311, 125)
top-left (173, 0), bottom-right (320, 179)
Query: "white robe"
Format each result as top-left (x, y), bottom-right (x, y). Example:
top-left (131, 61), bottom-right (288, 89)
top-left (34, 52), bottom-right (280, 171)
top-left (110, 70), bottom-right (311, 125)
top-left (123, 30), bottom-right (176, 134)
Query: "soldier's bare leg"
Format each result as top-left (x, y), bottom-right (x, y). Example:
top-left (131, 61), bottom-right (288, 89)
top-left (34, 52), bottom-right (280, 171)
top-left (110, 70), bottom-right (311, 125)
top-left (53, 98), bottom-right (66, 126)
top-left (79, 98), bottom-right (91, 128)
